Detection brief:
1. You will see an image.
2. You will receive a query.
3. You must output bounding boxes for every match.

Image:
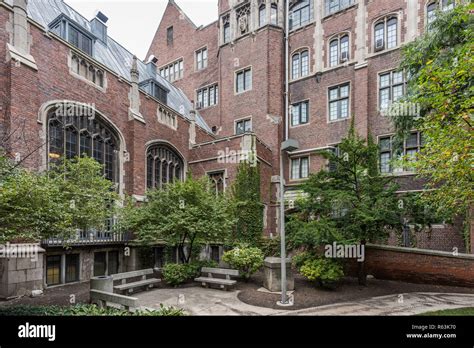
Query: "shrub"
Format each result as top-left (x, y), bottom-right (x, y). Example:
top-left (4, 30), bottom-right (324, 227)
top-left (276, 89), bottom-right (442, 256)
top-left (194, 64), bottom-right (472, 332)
top-left (291, 251), bottom-right (313, 269)
top-left (259, 237), bottom-right (280, 257)
top-left (299, 257), bottom-right (344, 288)
top-left (222, 246), bottom-right (264, 280)
top-left (187, 259), bottom-right (218, 279)
top-left (0, 304), bottom-right (184, 316)
top-left (162, 263), bottom-right (191, 286)
top-left (162, 260), bottom-right (218, 286)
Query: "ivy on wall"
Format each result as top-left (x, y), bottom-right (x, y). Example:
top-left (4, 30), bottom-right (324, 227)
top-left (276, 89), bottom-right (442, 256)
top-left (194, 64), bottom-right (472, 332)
top-left (231, 162), bottom-right (265, 246)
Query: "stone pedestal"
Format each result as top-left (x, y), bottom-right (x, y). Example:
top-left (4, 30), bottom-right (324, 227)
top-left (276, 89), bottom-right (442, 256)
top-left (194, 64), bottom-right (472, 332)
top-left (90, 275), bottom-right (113, 293)
top-left (263, 257), bottom-right (294, 292)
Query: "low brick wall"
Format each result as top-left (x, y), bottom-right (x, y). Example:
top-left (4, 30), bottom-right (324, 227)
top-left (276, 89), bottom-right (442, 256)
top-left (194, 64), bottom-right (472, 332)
top-left (347, 244), bottom-right (474, 288)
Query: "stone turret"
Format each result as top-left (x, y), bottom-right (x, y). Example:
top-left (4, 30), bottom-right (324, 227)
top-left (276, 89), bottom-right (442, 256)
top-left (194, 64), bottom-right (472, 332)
top-left (128, 55), bottom-right (145, 123)
top-left (7, 0), bottom-right (37, 70)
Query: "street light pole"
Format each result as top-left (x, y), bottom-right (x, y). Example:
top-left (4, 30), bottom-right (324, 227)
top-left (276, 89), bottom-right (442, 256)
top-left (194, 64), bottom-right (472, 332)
top-left (276, 0), bottom-right (294, 307)
top-left (279, 149), bottom-right (288, 305)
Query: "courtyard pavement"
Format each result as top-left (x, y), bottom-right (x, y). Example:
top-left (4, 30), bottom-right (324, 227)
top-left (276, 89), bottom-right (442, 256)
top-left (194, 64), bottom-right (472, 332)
top-left (135, 288), bottom-right (474, 316)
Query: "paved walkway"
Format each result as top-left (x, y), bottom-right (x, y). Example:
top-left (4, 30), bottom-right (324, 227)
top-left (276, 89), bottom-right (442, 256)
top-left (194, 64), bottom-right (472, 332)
top-left (277, 292), bottom-right (474, 316)
top-left (135, 288), bottom-right (474, 316)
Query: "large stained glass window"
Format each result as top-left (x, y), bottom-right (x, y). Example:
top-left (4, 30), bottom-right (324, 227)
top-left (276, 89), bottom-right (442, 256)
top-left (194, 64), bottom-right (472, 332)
top-left (146, 144), bottom-right (184, 190)
top-left (47, 106), bottom-right (119, 184)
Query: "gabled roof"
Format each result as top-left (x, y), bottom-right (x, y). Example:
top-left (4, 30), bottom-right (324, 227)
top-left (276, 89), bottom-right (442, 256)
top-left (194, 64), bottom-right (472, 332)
top-left (168, 0), bottom-right (198, 29)
top-left (4, 0), bottom-right (212, 133)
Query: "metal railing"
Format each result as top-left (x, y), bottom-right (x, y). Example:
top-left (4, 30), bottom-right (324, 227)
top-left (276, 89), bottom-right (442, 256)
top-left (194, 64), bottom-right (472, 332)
top-left (42, 231), bottom-right (132, 247)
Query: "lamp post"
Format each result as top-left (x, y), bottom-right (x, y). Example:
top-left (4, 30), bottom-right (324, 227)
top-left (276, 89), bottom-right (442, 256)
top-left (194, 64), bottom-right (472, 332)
top-left (276, 0), bottom-right (299, 307)
top-left (277, 139), bottom-right (299, 306)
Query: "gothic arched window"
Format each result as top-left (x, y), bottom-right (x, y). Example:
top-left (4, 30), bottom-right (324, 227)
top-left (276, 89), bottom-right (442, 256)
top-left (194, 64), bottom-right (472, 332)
top-left (47, 106), bottom-right (120, 184)
top-left (146, 144), bottom-right (184, 190)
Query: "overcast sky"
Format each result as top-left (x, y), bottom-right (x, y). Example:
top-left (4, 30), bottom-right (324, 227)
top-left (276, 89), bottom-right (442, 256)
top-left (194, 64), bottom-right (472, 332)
top-left (65, 0), bottom-right (218, 60)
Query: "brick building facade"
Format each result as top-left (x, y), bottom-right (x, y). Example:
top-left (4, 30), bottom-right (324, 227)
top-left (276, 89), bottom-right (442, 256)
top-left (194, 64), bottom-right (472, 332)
top-left (147, 0), bottom-right (467, 252)
top-left (0, 0), bottom-right (469, 297)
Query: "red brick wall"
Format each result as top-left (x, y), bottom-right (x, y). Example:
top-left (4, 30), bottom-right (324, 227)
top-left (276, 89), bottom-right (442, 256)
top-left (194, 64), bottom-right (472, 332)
top-left (0, 4), bottom-right (242, 202)
top-left (347, 245), bottom-right (474, 287)
top-left (146, 1), bottom-right (221, 130)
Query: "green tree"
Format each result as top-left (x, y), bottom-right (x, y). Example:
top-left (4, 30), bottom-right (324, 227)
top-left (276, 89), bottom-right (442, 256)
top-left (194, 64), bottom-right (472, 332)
top-left (391, 4), bottom-right (474, 217)
top-left (288, 126), bottom-right (404, 285)
top-left (0, 155), bottom-right (118, 243)
top-left (49, 157), bottom-right (119, 233)
top-left (231, 162), bottom-right (264, 246)
top-left (123, 177), bottom-right (234, 264)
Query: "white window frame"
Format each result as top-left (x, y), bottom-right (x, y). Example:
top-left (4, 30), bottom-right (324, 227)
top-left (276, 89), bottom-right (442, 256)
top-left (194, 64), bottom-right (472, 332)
top-left (196, 83), bottom-right (219, 109)
top-left (328, 82), bottom-right (350, 122)
top-left (325, 0), bottom-right (355, 16)
top-left (159, 58), bottom-right (184, 82)
top-left (291, 49), bottom-right (310, 80)
top-left (328, 33), bottom-right (350, 68)
top-left (378, 70), bottom-right (407, 112)
top-left (290, 156), bottom-right (310, 180)
top-left (378, 132), bottom-right (423, 174)
top-left (373, 16), bottom-right (399, 52)
top-left (291, 100), bottom-right (310, 127)
top-left (195, 47), bottom-right (208, 71)
top-left (235, 67), bottom-right (252, 94)
top-left (235, 117), bottom-right (252, 135)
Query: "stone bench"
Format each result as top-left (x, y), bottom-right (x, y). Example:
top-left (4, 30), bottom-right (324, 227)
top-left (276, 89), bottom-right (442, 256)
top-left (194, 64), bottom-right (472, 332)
top-left (194, 267), bottom-right (239, 291)
top-left (90, 289), bottom-right (139, 311)
top-left (112, 269), bottom-right (161, 294)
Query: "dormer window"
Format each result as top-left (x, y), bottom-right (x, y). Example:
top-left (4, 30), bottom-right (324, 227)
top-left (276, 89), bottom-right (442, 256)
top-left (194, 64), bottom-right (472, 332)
top-left (49, 16), bottom-right (95, 56)
top-left (140, 80), bottom-right (169, 105)
top-left (68, 26), bottom-right (93, 55)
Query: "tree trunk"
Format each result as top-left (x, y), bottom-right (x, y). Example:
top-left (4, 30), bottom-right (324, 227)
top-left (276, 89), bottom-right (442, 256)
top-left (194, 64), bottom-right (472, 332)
top-left (358, 240), bottom-right (367, 286)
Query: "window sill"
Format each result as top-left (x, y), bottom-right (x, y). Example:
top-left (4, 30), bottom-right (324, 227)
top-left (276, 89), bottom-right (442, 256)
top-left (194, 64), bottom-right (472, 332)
top-left (322, 60), bottom-right (356, 73)
top-left (327, 117), bottom-right (351, 124)
top-left (196, 104), bottom-right (218, 111)
top-left (289, 74), bottom-right (314, 85)
top-left (235, 89), bottom-right (252, 96)
top-left (367, 46), bottom-right (401, 59)
top-left (290, 122), bottom-right (310, 129)
top-left (289, 21), bottom-right (316, 34)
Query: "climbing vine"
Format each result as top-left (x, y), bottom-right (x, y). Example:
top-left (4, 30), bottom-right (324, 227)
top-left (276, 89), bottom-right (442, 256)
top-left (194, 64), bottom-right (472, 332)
top-left (230, 162), bottom-right (264, 246)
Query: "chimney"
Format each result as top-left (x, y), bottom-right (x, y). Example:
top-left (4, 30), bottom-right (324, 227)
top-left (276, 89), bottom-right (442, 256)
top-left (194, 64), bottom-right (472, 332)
top-left (146, 55), bottom-right (158, 77)
top-left (90, 11), bottom-right (108, 44)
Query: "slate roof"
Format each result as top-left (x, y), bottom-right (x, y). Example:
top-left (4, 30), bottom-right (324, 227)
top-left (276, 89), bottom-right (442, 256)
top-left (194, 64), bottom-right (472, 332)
top-left (5, 0), bottom-right (212, 133)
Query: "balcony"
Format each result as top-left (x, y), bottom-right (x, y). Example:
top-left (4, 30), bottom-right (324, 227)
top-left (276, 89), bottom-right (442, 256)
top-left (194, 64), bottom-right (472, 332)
top-left (42, 230), bottom-right (133, 247)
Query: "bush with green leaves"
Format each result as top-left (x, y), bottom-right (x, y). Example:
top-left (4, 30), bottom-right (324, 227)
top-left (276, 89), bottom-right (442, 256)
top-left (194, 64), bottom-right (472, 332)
top-left (222, 246), bottom-right (264, 280)
top-left (162, 260), bottom-right (218, 286)
top-left (258, 237), bottom-right (280, 257)
top-left (162, 263), bottom-right (191, 286)
top-left (299, 257), bottom-right (344, 288)
top-left (0, 304), bottom-right (184, 316)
